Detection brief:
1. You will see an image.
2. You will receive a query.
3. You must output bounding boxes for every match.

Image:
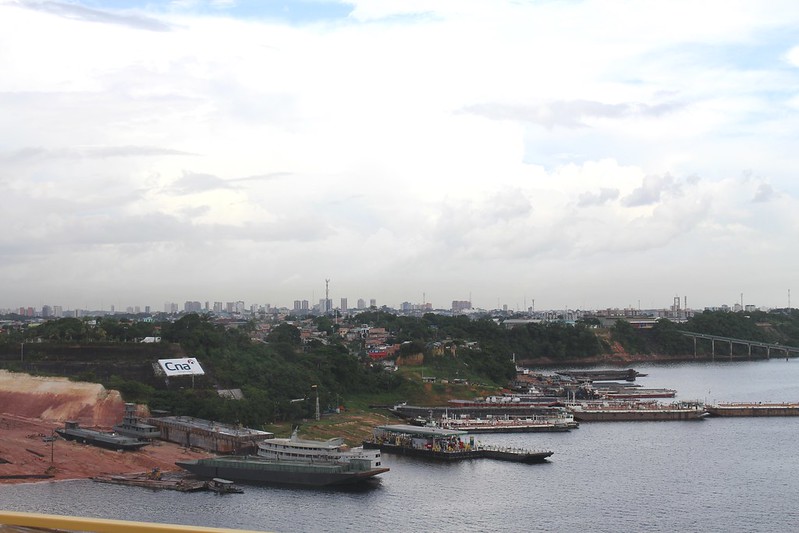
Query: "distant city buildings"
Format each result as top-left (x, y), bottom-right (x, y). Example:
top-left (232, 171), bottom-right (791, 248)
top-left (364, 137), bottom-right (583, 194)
top-left (1, 290), bottom-right (789, 323)
top-left (452, 300), bottom-right (472, 314)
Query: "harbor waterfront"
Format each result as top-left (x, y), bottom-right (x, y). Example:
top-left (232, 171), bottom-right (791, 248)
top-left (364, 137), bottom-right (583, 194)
top-left (3, 360), bottom-right (799, 533)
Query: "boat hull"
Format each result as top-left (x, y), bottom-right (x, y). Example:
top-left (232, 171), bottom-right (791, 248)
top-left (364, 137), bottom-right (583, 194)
top-left (175, 457), bottom-right (389, 487)
top-left (568, 409), bottom-right (707, 422)
top-left (438, 423), bottom-right (571, 433)
top-left (55, 429), bottom-right (149, 451)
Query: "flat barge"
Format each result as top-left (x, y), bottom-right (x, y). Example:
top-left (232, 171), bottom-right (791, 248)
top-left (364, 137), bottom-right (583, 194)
top-left (556, 368), bottom-right (647, 382)
top-left (55, 421), bottom-right (149, 451)
top-left (364, 424), bottom-right (553, 463)
top-left (391, 403), bottom-right (570, 423)
top-left (91, 471), bottom-right (208, 492)
top-left (436, 415), bottom-right (573, 433)
top-left (705, 402), bottom-right (799, 417)
top-left (566, 401), bottom-right (707, 422)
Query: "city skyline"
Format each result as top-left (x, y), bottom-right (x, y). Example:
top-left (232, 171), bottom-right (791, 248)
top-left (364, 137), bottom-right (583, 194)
top-left (3, 288), bottom-right (788, 317)
top-left (2, 1), bottom-right (798, 314)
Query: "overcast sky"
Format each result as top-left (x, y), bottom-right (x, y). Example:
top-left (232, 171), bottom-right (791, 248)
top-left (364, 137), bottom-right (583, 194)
top-left (2, 0), bottom-right (798, 312)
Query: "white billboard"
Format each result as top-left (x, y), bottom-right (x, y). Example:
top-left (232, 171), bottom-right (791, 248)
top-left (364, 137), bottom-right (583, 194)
top-left (158, 357), bottom-right (205, 376)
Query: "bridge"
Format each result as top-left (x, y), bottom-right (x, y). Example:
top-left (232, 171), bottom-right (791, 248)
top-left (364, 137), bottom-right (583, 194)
top-left (677, 331), bottom-right (799, 360)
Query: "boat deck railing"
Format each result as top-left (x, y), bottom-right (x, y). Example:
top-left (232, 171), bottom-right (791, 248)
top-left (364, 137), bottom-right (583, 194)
top-left (0, 511), bottom-right (264, 533)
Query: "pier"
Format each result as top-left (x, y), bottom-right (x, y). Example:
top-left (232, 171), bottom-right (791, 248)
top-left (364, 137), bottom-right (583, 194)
top-left (677, 331), bottom-right (799, 359)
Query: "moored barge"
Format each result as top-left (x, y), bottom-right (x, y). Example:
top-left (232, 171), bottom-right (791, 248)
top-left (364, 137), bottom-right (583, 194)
top-left (436, 414), bottom-right (574, 433)
top-left (91, 471), bottom-right (207, 492)
top-left (364, 424), bottom-right (553, 463)
top-left (556, 369), bottom-right (647, 382)
top-left (55, 421), bottom-right (150, 451)
top-left (705, 402), bottom-right (799, 417)
top-left (566, 401), bottom-right (707, 422)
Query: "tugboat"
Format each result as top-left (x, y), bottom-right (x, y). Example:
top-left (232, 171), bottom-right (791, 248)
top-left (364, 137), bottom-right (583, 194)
top-left (113, 403), bottom-right (161, 440)
top-left (205, 478), bottom-right (244, 494)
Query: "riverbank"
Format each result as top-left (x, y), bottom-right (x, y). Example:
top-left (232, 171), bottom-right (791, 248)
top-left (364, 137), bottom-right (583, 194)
top-left (0, 371), bottom-right (212, 485)
top-left (0, 413), bottom-right (212, 485)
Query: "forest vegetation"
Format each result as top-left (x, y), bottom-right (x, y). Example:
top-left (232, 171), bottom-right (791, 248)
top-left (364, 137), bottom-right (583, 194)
top-left (1, 309), bottom-right (797, 429)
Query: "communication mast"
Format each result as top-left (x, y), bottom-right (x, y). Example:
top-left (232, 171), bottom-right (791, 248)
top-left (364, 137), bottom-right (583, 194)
top-left (325, 278), bottom-right (330, 314)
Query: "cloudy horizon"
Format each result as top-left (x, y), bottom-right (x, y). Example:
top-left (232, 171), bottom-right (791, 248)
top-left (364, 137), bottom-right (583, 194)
top-left (2, 0), bottom-right (798, 312)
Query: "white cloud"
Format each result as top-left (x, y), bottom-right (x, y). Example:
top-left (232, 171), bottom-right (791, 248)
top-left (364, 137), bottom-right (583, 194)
top-left (1, 0), bottom-right (799, 311)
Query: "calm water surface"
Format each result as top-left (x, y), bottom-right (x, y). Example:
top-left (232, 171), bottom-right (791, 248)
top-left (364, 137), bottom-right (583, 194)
top-left (2, 360), bottom-right (798, 532)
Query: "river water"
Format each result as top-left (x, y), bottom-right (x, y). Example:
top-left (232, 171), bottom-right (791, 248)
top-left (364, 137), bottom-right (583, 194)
top-left (2, 359), bottom-right (799, 533)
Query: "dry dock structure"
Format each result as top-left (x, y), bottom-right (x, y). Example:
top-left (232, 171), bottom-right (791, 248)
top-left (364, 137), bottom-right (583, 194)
top-left (147, 416), bottom-right (272, 454)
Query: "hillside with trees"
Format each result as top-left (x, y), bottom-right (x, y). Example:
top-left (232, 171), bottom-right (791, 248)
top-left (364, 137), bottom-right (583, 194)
top-left (1, 309), bottom-right (798, 428)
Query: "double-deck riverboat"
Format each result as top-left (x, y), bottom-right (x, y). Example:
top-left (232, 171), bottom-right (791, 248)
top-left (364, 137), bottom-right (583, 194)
top-left (176, 430), bottom-right (389, 487)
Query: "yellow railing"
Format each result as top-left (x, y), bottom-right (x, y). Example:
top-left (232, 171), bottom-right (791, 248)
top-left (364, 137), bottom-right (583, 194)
top-left (0, 511), bottom-right (266, 533)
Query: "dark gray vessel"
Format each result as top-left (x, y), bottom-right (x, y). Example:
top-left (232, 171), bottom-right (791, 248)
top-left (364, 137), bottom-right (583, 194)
top-left (55, 421), bottom-right (150, 451)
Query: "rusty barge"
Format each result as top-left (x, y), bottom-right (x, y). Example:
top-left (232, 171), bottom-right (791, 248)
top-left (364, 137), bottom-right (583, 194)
top-left (705, 402), bottom-right (799, 417)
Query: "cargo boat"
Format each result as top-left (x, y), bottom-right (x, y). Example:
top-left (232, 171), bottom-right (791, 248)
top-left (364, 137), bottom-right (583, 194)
top-left (176, 431), bottom-right (389, 487)
top-left (55, 421), bottom-right (150, 451)
top-left (364, 424), bottom-right (553, 463)
top-left (566, 401), bottom-right (707, 422)
top-left (705, 402), bottom-right (799, 417)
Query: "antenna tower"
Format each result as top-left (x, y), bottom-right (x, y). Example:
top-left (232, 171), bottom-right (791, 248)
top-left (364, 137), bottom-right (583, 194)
top-left (325, 279), bottom-right (330, 314)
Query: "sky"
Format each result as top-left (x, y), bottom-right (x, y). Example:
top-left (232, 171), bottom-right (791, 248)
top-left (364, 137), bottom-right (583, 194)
top-left (2, 0), bottom-right (799, 313)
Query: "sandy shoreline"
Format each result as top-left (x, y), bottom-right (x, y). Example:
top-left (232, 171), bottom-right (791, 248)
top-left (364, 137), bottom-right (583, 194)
top-left (0, 413), bottom-right (211, 485)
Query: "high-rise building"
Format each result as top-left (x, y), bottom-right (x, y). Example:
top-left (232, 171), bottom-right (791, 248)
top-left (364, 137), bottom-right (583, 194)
top-left (184, 301), bottom-right (202, 313)
top-left (340, 298), bottom-right (348, 313)
top-left (369, 299), bottom-right (376, 308)
top-left (452, 300), bottom-right (472, 314)
top-left (213, 302), bottom-right (223, 313)
top-left (357, 298), bottom-right (366, 309)
top-left (53, 305), bottom-right (63, 318)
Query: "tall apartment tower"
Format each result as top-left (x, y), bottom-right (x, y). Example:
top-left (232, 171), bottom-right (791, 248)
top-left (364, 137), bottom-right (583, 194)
top-left (340, 298), bottom-right (348, 313)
